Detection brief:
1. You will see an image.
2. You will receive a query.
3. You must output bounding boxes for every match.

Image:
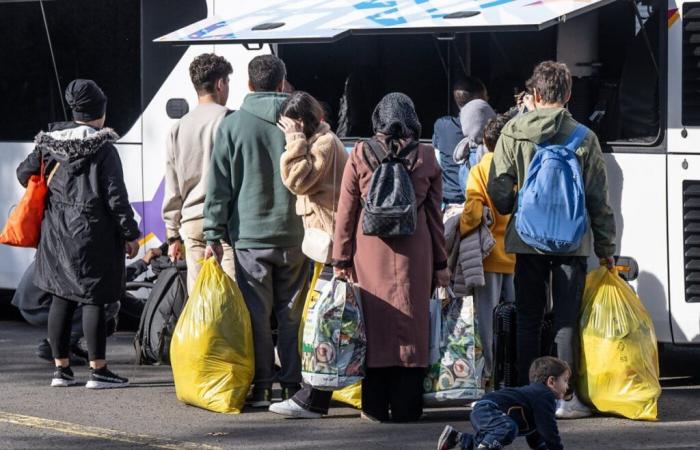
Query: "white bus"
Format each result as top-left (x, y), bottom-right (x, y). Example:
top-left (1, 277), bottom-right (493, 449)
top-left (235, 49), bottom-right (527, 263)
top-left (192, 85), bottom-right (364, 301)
top-left (2, 0), bottom-right (698, 347)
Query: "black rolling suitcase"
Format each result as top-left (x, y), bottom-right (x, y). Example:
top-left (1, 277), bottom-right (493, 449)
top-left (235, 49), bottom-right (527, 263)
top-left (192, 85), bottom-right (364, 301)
top-left (492, 301), bottom-right (518, 389)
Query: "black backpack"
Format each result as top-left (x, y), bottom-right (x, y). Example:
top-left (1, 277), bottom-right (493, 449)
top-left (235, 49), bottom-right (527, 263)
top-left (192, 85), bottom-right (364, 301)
top-left (134, 265), bottom-right (187, 365)
top-left (361, 139), bottom-right (418, 237)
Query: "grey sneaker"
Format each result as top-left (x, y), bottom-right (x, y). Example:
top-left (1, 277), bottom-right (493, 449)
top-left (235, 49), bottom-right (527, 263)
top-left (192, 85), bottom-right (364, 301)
top-left (85, 366), bottom-right (129, 389)
top-left (51, 366), bottom-right (78, 387)
top-left (437, 425), bottom-right (463, 450)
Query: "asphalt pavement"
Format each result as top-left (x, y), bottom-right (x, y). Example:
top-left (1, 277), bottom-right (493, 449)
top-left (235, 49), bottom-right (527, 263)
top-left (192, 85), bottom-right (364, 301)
top-left (1, 319), bottom-right (699, 450)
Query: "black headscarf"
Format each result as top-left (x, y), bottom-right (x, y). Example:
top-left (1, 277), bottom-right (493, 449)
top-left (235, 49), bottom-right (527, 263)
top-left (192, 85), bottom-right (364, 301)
top-left (65, 79), bottom-right (107, 122)
top-left (371, 92), bottom-right (422, 140)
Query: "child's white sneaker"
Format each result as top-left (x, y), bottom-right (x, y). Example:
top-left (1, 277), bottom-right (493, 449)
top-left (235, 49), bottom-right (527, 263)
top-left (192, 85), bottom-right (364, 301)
top-left (555, 393), bottom-right (592, 419)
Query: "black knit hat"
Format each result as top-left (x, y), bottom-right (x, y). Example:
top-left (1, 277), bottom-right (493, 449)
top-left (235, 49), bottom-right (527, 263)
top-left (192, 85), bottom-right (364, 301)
top-left (65, 79), bottom-right (107, 122)
top-left (371, 92), bottom-right (421, 139)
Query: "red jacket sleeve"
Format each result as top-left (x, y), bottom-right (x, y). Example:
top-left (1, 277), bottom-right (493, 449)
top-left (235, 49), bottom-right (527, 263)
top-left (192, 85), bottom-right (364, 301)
top-left (332, 143), bottom-right (362, 267)
top-left (423, 145), bottom-right (448, 270)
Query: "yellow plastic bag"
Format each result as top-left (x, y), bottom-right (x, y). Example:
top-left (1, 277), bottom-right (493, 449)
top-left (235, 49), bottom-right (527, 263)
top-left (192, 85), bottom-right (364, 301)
top-left (332, 382), bottom-right (362, 409)
top-left (579, 267), bottom-right (661, 421)
top-left (170, 258), bottom-right (254, 414)
top-left (299, 262), bottom-right (324, 352)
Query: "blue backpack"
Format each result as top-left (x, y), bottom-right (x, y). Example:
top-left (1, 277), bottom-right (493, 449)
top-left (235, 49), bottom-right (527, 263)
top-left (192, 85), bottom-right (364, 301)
top-left (515, 124), bottom-right (589, 254)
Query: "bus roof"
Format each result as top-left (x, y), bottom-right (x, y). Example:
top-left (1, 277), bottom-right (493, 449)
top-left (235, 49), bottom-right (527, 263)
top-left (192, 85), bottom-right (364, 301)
top-left (155, 0), bottom-right (614, 45)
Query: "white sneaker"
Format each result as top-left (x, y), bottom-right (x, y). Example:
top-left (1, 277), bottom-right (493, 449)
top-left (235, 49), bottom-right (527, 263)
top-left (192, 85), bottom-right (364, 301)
top-left (269, 399), bottom-right (322, 419)
top-left (556, 393), bottom-right (593, 419)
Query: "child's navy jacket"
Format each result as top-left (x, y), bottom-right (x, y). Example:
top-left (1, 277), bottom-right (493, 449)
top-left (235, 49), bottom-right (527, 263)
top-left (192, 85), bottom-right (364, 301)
top-left (480, 382), bottom-right (563, 450)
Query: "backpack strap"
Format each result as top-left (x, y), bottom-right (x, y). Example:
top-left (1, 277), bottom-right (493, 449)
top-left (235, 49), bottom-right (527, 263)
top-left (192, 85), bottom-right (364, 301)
top-left (563, 124), bottom-right (589, 152)
top-left (366, 139), bottom-right (388, 162)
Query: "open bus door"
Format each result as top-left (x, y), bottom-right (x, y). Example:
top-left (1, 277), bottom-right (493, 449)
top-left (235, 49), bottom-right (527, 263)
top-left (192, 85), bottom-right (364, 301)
top-left (157, 0), bottom-right (689, 344)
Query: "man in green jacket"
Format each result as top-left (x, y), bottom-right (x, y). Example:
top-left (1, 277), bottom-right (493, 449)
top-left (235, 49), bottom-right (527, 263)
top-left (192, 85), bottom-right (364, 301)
top-left (487, 61), bottom-right (616, 419)
top-left (204, 55), bottom-right (308, 408)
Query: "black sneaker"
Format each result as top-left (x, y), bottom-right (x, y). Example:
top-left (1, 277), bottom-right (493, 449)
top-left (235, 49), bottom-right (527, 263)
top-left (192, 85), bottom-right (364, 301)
top-left (51, 366), bottom-right (78, 387)
top-left (246, 388), bottom-right (272, 408)
top-left (37, 339), bottom-right (52, 362)
top-left (37, 339), bottom-right (87, 366)
top-left (70, 341), bottom-right (89, 362)
top-left (437, 425), bottom-right (469, 450)
top-left (85, 366), bottom-right (129, 389)
top-left (281, 384), bottom-right (301, 401)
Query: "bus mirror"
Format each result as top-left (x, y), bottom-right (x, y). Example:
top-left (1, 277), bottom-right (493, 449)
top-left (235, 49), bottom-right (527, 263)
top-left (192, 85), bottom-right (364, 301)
top-left (614, 256), bottom-right (639, 282)
top-left (166, 98), bottom-right (189, 119)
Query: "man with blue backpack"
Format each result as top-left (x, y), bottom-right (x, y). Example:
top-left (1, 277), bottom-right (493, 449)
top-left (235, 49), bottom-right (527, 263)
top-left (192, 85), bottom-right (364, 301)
top-left (487, 61), bottom-right (616, 420)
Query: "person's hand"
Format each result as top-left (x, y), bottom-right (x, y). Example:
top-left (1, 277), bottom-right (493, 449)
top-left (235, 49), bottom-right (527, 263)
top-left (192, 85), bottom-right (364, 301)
top-left (168, 240), bottom-right (183, 262)
top-left (205, 242), bottom-right (223, 263)
top-left (277, 116), bottom-right (304, 135)
top-left (434, 268), bottom-right (451, 288)
top-left (333, 266), bottom-right (352, 281)
top-left (601, 256), bottom-right (615, 271)
top-left (143, 248), bottom-right (162, 264)
top-left (125, 240), bottom-right (140, 259)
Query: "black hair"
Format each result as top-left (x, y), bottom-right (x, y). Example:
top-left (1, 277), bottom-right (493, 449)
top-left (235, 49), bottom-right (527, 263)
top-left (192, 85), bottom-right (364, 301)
top-left (483, 114), bottom-right (512, 152)
top-left (248, 54), bottom-right (286, 92)
top-left (526, 61), bottom-right (572, 105)
top-left (279, 91), bottom-right (324, 139)
top-left (189, 53), bottom-right (232, 95)
top-left (529, 356), bottom-right (571, 384)
top-left (453, 76), bottom-right (487, 108)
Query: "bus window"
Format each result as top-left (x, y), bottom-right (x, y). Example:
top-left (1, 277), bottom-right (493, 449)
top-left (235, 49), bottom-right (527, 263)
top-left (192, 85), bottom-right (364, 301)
top-left (0, 0), bottom-right (140, 141)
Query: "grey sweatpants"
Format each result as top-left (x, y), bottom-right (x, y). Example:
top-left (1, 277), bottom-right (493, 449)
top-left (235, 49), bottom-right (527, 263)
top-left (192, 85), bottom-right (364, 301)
top-left (234, 246), bottom-right (310, 389)
top-left (474, 272), bottom-right (515, 379)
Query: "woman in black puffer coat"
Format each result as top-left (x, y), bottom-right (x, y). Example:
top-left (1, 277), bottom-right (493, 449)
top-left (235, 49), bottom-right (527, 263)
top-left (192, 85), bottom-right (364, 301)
top-left (16, 79), bottom-right (140, 389)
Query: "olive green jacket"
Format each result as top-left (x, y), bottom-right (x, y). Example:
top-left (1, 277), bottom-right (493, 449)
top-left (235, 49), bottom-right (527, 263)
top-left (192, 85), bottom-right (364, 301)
top-left (486, 107), bottom-right (616, 258)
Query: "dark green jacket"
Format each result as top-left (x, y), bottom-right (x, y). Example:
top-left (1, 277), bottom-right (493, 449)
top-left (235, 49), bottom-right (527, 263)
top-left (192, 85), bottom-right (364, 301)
top-left (487, 108), bottom-right (616, 258)
top-left (204, 92), bottom-right (303, 249)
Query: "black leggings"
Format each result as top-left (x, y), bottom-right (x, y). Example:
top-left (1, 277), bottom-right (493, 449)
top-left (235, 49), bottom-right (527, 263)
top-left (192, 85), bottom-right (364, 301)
top-left (48, 296), bottom-right (106, 361)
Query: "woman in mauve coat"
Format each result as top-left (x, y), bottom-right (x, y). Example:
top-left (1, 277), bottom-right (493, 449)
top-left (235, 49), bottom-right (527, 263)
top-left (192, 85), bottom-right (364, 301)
top-left (333, 92), bottom-right (450, 422)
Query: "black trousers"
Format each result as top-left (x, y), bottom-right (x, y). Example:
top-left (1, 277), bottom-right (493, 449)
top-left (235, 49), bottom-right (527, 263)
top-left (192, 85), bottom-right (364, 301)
top-left (514, 254), bottom-right (586, 390)
top-left (292, 383), bottom-right (333, 414)
top-left (361, 367), bottom-right (425, 422)
top-left (48, 296), bottom-right (107, 361)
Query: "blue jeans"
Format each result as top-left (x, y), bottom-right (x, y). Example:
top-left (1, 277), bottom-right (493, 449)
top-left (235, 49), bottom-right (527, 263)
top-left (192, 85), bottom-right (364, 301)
top-left (467, 400), bottom-right (518, 449)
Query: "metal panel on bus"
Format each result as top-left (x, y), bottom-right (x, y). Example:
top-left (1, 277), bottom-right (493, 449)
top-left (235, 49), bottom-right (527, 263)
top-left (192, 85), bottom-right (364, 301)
top-left (668, 154), bottom-right (700, 344)
top-left (602, 154), bottom-right (673, 344)
top-left (157, 0), bottom-right (614, 44)
top-left (668, 2), bottom-right (700, 153)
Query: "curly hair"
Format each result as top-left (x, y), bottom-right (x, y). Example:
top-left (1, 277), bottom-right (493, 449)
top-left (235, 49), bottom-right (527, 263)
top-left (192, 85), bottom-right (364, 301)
top-left (189, 53), bottom-right (233, 95)
top-left (483, 114), bottom-right (512, 152)
top-left (529, 356), bottom-right (571, 384)
top-left (248, 54), bottom-right (286, 92)
top-left (526, 61), bottom-right (572, 105)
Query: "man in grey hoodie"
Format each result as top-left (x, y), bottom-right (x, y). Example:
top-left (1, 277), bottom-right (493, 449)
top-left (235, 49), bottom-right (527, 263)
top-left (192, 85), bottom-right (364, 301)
top-left (453, 95), bottom-right (496, 194)
top-left (162, 53), bottom-right (236, 293)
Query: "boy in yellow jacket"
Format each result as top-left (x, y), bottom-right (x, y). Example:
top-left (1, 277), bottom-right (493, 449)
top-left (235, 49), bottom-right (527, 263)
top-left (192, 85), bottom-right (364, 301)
top-left (459, 114), bottom-right (515, 386)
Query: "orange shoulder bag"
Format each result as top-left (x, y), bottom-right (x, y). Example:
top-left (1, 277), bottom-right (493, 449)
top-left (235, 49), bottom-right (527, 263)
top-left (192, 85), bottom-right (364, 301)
top-left (0, 160), bottom-right (59, 248)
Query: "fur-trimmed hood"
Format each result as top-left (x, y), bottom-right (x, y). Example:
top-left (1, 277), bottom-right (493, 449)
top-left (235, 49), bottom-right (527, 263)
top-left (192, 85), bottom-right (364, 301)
top-left (34, 123), bottom-right (119, 173)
